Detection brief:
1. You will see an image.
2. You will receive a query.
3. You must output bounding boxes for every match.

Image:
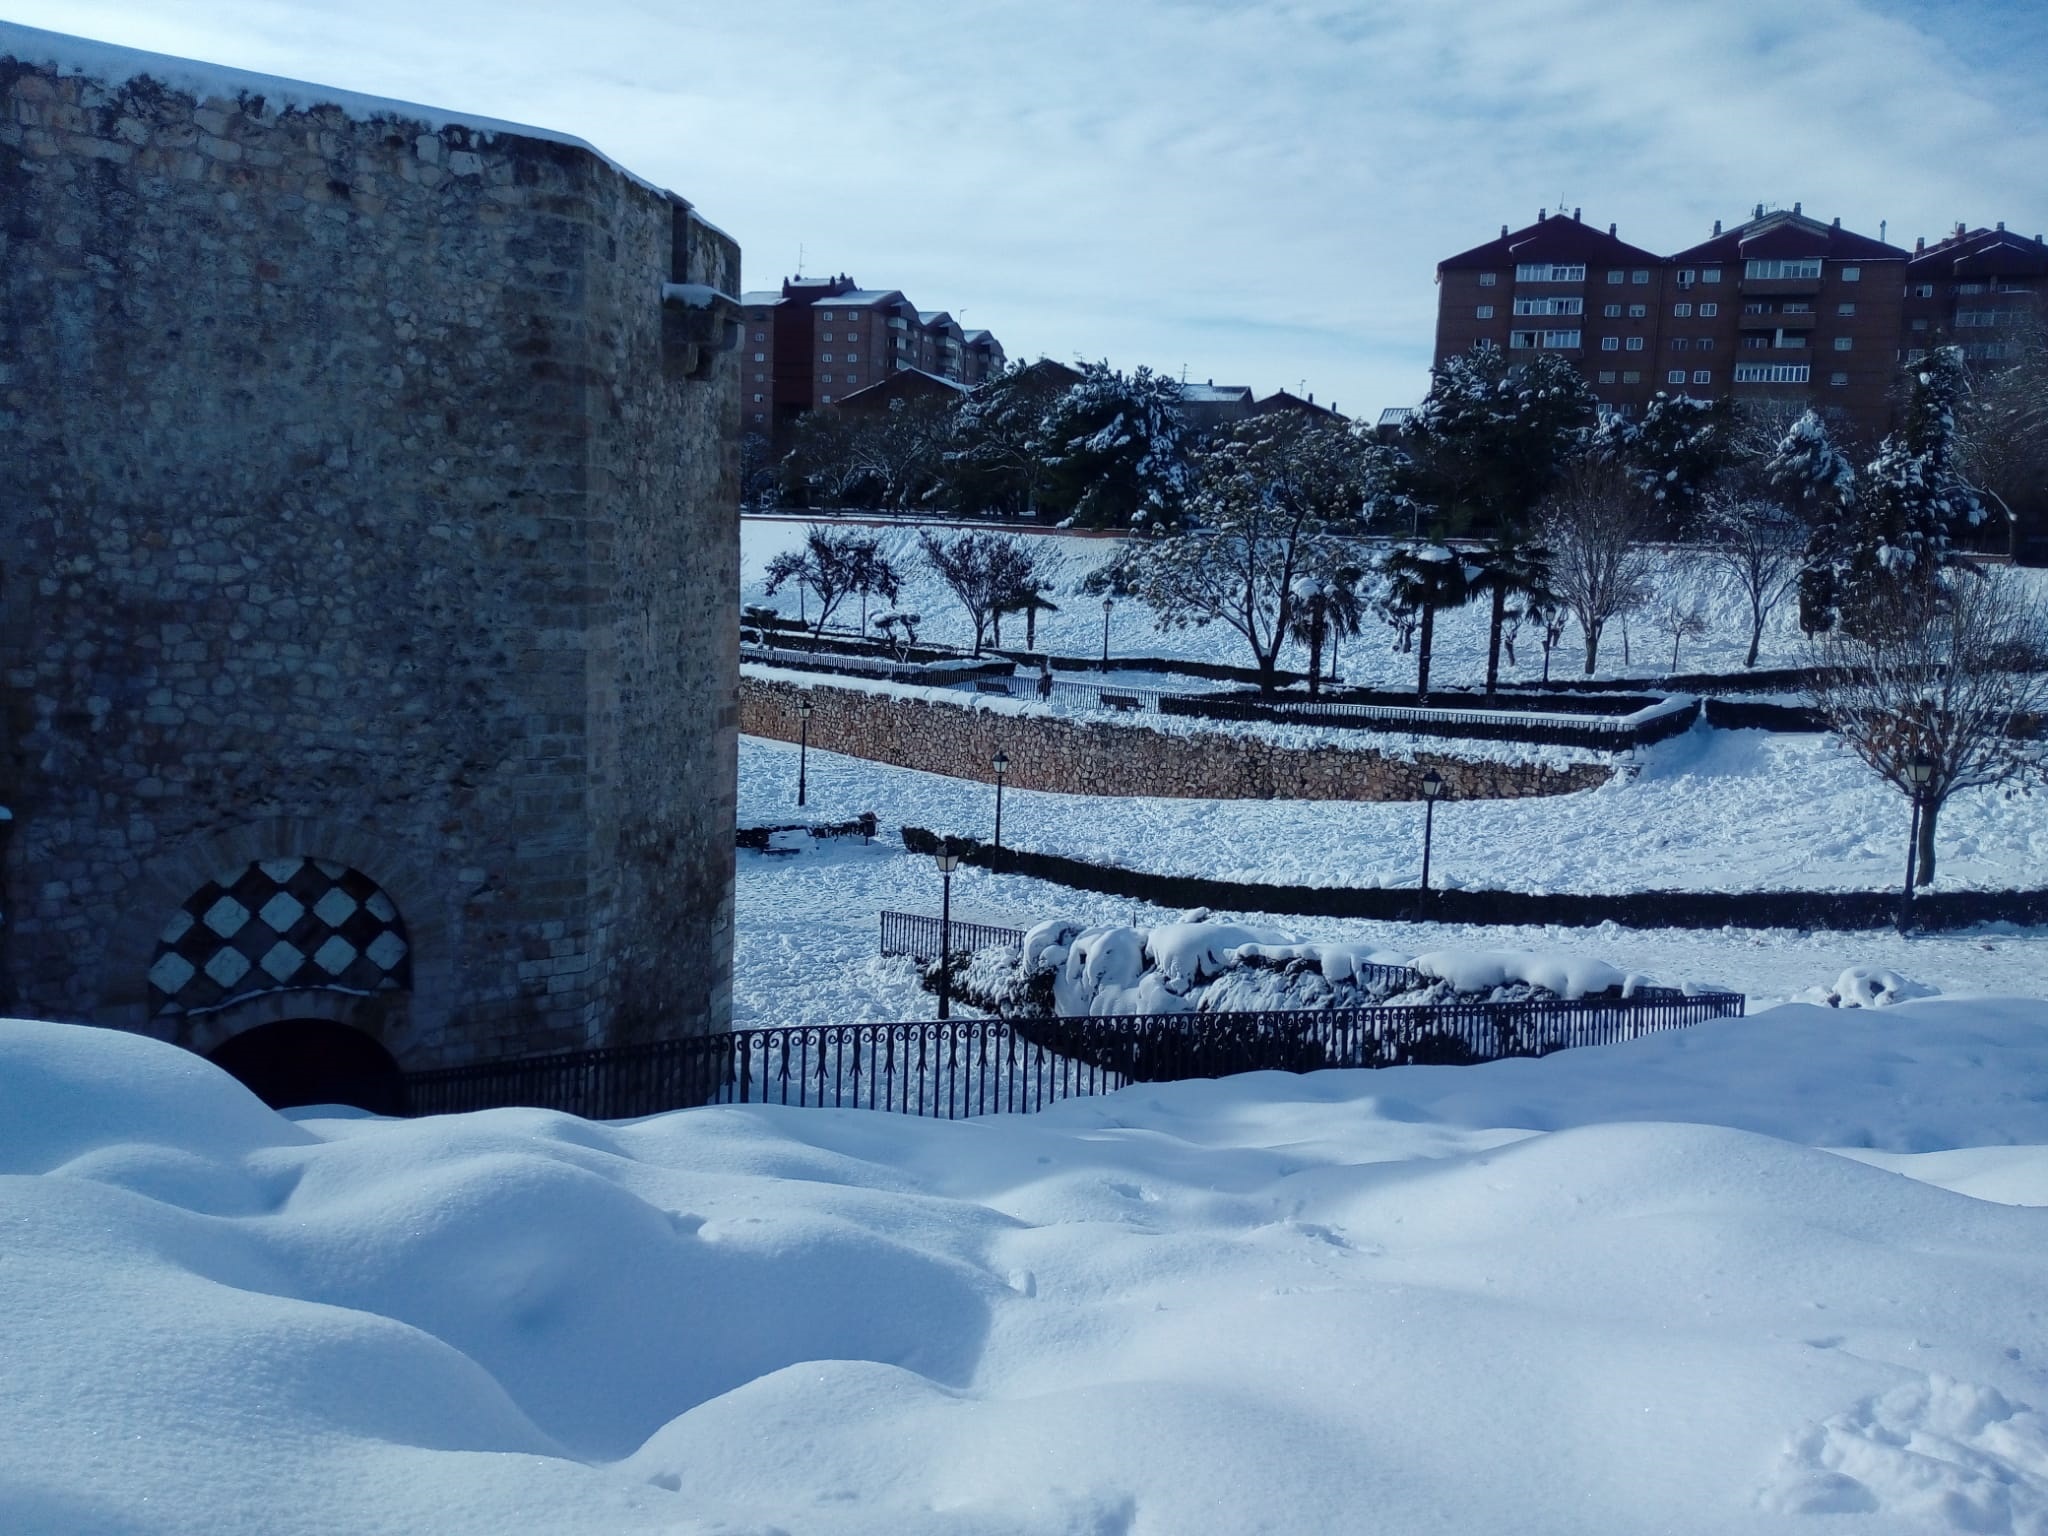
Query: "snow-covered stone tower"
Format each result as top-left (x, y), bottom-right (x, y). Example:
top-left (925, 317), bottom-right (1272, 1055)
top-left (0, 24), bottom-right (741, 1104)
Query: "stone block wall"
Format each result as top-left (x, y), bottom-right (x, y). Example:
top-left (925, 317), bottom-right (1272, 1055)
top-left (740, 677), bottom-right (1613, 802)
top-left (0, 29), bottom-right (738, 1066)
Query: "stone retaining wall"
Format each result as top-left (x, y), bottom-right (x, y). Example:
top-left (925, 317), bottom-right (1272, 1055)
top-left (740, 677), bottom-right (1613, 801)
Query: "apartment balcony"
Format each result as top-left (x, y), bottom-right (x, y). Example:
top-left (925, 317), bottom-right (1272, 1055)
top-left (1739, 310), bottom-right (1815, 331)
top-left (1739, 274), bottom-right (1823, 298)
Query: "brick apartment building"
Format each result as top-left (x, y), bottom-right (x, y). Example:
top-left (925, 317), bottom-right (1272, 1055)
top-left (1433, 205), bottom-right (2047, 446)
top-left (738, 274), bottom-right (1006, 441)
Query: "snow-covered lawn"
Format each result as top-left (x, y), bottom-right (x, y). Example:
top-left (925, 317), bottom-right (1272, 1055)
top-left (740, 728), bottom-right (2048, 896)
top-left (743, 516), bottom-right (2048, 687)
top-left (10, 1002), bottom-right (2048, 1535)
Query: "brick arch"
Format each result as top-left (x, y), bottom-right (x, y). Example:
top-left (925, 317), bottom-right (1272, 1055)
top-left (96, 817), bottom-right (453, 1064)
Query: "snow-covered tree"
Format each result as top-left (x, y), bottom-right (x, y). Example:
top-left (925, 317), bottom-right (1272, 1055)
top-left (943, 361), bottom-right (1072, 516)
top-left (1954, 321), bottom-right (2048, 554)
top-left (763, 526), bottom-right (903, 644)
top-left (1537, 463), bottom-right (1655, 676)
top-left (1468, 539), bottom-right (1555, 695)
top-left (918, 531), bottom-right (1052, 656)
top-left (1377, 543), bottom-right (1480, 702)
top-left (1699, 491), bottom-right (1806, 668)
top-left (1811, 570), bottom-right (2048, 885)
top-left (1648, 590), bottom-right (1713, 675)
top-left (1587, 392), bottom-right (1732, 532)
top-left (1285, 554), bottom-right (1372, 697)
top-left (1401, 348), bottom-right (1593, 682)
top-left (1038, 362), bottom-right (1192, 528)
top-left (1802, 351), bottom-right (1987, 637)
top-left (1086, 414), bottom-right (1384, 691)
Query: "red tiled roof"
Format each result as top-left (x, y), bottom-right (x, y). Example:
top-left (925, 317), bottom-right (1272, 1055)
top-left (1669, 212), bottom-right (1905, 265)
top-left (1440, 214), bottom-right (1663, 271)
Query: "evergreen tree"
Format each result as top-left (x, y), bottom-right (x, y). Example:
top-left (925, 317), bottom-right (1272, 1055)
top-left (1038, 362), bottom-right (1192, 528)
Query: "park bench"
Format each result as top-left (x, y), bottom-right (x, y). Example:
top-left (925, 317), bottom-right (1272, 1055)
top-left (975, 680), bottom-right (1014, 696)
top-left (1098, 692), bottom-right (1143, 712)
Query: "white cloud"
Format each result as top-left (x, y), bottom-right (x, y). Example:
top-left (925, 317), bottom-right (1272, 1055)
top-left (11, 0), bottom-right (2047, 414)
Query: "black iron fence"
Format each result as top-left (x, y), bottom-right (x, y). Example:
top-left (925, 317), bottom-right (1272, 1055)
top-left (879, 909), bottom-right (1026, 962)
top-left (402, 993), bottom-right (1745, 1123)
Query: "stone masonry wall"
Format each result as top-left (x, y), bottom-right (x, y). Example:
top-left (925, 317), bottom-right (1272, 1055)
top-left (741, 677), bottom-right (1614, 802)
top-left (0, 32), bottom-right (739, 1067)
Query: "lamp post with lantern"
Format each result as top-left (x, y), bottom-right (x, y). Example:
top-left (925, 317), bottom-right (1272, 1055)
top-left (1899, 751), bottom-right (1935, 933)
top-left (796, 696), bottom-right (813, 807)
top-left (1418, 768), bottom-right (1445, 899)
top-left (934, 850), bottom-right (960, 1019)
top-left (991, 750), bottom-right (1010, 850)
top-left (1100, 597), bottom-right (1114, 672)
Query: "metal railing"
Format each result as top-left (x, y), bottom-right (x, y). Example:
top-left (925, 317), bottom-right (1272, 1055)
top-left (880, 909), bottom-right (1025, 961)
top-left (400, 989), bottom-right (1745, 1123)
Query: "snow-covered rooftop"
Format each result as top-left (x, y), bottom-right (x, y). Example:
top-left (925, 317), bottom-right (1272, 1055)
top-left (814, 290), bottom-right (904, 308)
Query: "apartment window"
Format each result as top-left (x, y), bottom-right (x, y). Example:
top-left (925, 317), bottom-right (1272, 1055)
top-left (1675, 268), bottom-right (1696, 286)
top-left (1692, 370), bottom-right (1712, 385)
top-left (821, 353), bottom-right (834, 362)
top-left (1957, 281), bottom-right (1986, 295)
top-left (1700, 302), bottom-right (1718, 317)
top-left (1622, 371), bottom-right (1641, 383)
top-left (1781, 301), bottom-right (1813, 314)
top-left (1607, 269), bottom-right (1625, 284)
top-left (1597, 370), bottom-right (1617, 384)
top-left (1626, 336), bottom-right (1645, 351)
top-left (1743, 300), bottom-right (1770, 315)
top-left (1668, 370), bottom-right (1687, 384)
top-left (1628, 304), bottom-right (1647, 318)
top-left (1837, 302), bottom-right (1856, 316)
top-left (1830, 372), bottom-right (1849, 386)
top-left (1743, 336), bottom-right (1770, 349)
top-left (1673, 303), bottom-right (1692, 318)
top-left (1515, 262), bottom-right (1586, 282)
top-left (820, 310), bottom-right (834, 320)
top-left (1509, 329), bottom-right (1582, 349)
top-left (751, 392), bottom-right (762, 403)
top-left (1600, 336), bottom-right (1620, 351)
top-left (1913, 283), bottom-right (1935, 298)
top-left (1475, 305), bottom-right (1495, 319)
top-left (1911, 318), bottom-right (1930, 331)
top-left (1745, 258), bottom-right (1822, 280)
top-left (1672, 337), bottom-right (1691, 351)
top-left (1697, 338), bottom-right (1714, 351)
top-left (1733, 362), bottom-right (1811, 383)
top-left (1478, 272), bottom-right (1498, 287)
top-left (1841, 266), bottom-right (1860, 282)
top-left (1956, 310), bottom-right (2020, 328)
top-left (846, 352), bottom-right (859, 362)
top-left (1702, 267), bottom-right (1722, 283)
top-left (821, 393), bottom-right (832, 402)
top-left (1513, 296), bottom-right (1583, 316)
top-left (1833, 336), bottom-right (1853, 351)
top-left (753, 330), bottom-right (765, 341)
top-left (1603, 303), bottom-right (1622, 318)
top-left (752, 351), bottom-right (765, 362)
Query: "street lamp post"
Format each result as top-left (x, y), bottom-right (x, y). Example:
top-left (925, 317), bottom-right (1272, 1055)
top-left (1101, 597), bottom-right (1114, 672)
top-left (1899, 752), bottom-right (1934, 934)
top-left (991, 750), bottom-right (1010, 850)
top-left (934, 851), bottom-right (960, 1019)
top-left (1418, 768), bottom-right (1445, 899)
top-left (796, 696), bottom-right (813, 807)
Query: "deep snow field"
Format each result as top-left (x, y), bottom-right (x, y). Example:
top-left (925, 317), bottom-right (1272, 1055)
top-left (9, 999), bottom-right (2048, 1536)
top-left (742, 514), bottom-right (2048, 687)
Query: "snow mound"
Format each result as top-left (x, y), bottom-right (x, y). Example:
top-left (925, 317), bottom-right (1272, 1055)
top-left (1762, 1375), bottom-right (2048, 1528)
top-left (1817, 966), bottom-right (1943, 1009)
top-left (7, 1006), bottom-right (2048, 1532)
top-left (1410, 948), bottom-right (1654, 1000)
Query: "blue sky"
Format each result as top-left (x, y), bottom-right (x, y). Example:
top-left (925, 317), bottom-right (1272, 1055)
top-left (9, 0), bottom-right (2047, 417)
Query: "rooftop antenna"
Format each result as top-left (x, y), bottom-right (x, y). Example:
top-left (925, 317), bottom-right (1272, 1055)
top-left (796, 242), bottom-right (805, 276)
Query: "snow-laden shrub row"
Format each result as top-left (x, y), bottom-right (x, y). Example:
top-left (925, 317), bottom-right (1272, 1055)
top-left (945, 914), bottom-right (1661, 1018)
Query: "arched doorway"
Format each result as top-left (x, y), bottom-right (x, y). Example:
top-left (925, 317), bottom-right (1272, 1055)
top-left (208, 1018), bottom-right (409, 1114)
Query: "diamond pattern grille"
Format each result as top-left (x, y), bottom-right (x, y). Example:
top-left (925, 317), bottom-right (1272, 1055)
top-left (149, 858), bottom-right (411, 1017)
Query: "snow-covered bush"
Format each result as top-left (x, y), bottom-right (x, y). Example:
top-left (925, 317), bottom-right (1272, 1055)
top-left (941, 917), bottom-right (1661, 1018)
top-left (1811, 967), bottom-right (1941, 1009)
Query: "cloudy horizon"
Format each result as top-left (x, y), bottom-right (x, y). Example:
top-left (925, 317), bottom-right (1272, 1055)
top-left (10, 0), bottom-right (2047, 416)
